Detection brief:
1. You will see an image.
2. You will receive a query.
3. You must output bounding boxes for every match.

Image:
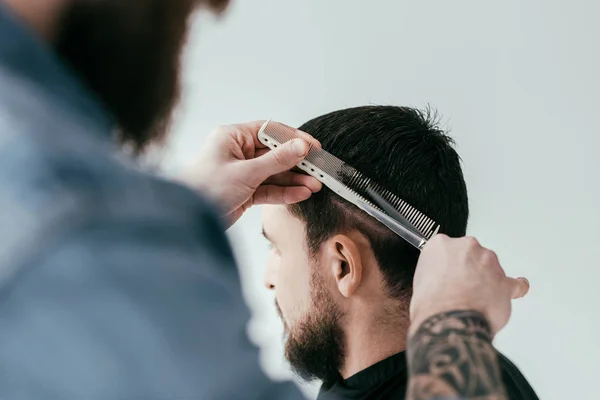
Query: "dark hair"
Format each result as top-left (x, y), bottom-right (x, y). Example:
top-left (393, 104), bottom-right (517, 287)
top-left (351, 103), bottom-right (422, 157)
top-left (289, 105), bottom-right (469, 300)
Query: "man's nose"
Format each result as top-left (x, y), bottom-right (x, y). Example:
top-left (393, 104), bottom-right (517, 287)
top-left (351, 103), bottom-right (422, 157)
top-left (263, 264), bottom-right (277, 291)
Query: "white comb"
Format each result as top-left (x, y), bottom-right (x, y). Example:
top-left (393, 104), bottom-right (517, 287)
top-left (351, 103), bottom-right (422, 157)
top-left (258, 120), bottom-right (440, 250)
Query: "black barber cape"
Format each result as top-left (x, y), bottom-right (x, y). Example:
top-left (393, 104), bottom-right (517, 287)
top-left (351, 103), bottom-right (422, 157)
top-left (317, 352), bottom-right (539, 400)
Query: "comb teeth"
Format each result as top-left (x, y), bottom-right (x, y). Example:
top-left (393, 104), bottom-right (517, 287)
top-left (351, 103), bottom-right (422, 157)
top-left (261, 121), bottom-right (440, 239)
top-left (344, 171), bottom-right (439, 239)
top-left (262, 122), bottom-right (346, 177)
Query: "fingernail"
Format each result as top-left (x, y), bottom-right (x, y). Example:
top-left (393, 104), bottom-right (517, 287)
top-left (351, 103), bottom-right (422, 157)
top-left (314, 181), bottom-right (323, 192)
top-left (295, 129), bottom-right (321, 148)
top-left (292, 139), bottom-right (308, 157)
top-left (520, 277), bottom-right (530, 287)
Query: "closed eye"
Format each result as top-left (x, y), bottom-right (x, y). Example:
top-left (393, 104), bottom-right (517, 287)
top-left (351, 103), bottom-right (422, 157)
top-left (262, 227), bottom-right (276, 248)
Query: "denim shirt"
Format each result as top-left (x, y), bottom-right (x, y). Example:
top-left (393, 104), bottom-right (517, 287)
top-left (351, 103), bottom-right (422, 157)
top-left (0, 7), bottom-right (304, 400)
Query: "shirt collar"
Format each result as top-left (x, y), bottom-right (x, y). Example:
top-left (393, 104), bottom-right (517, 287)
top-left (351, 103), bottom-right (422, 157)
top-left (342, 351), bottom-right (407, 390)
top-left (0, 4), bottom-right (115, 135)
top-left (319, 351), bottom-right (408, 398)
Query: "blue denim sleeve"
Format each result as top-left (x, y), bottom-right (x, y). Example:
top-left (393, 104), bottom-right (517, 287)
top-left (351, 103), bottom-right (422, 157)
top-left (0, 207), bottom-right (306, 400)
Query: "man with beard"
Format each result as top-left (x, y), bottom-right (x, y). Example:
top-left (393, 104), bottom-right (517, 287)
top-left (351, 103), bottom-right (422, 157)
top-left (0, 0), bottom-right (530, 399)
top-left (262, 106), bottom-right (539, 400)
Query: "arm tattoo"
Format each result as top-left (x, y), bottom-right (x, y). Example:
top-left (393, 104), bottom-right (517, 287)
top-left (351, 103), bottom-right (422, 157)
top-left (406, 310), bottom-right (507, 400)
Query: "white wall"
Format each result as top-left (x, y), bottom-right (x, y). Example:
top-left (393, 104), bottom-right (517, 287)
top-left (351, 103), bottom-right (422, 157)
top-left (165, 1), bottom-right (600, 399)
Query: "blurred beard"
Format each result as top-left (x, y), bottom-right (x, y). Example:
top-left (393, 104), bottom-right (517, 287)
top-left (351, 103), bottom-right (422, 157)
top-left (277, 269), bottom-right (346, 383)
top-left (55, 0), bottom-right (228, 152)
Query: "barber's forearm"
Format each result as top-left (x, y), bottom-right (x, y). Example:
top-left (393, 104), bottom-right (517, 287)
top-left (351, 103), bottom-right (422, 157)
top-left (406, 310), bottom-right (508, 400)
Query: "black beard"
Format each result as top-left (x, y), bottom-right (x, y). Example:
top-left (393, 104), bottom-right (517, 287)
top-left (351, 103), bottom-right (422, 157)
top-left (279, 281), bottom-right (346, 383)
top-left (56, 0), bottom-right (195, 152)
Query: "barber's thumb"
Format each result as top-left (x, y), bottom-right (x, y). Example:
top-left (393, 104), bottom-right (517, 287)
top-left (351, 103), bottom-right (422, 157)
top-left (249, 139), bottom-right (309, 181)
top-left (507, 277), bottom-right (530, 299)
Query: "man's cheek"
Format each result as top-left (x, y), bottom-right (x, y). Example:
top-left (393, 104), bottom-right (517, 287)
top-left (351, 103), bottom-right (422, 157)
top-left (274, 299), bottom-right (284, 320)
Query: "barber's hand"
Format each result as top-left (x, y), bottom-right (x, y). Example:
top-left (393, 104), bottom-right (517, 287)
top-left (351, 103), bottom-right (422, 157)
top-left (181, 121), bottom-right (322, 227)
top-left (409, 235), bottom-right (530, 337)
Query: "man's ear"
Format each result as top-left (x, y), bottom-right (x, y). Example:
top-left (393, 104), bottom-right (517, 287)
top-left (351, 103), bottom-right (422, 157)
top-left (322, 234), bottom-right (363, 298)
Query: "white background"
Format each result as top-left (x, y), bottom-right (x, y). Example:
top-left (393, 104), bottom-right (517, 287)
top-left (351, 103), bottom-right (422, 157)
top-left (164, 1), bottom-right (600, 399)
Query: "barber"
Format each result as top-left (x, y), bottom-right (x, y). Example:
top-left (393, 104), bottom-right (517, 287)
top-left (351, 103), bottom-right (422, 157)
top-left (0, 1), bottom-right (528, 399)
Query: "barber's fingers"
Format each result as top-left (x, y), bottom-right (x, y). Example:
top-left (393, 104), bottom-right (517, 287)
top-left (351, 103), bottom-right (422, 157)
top-left (295, 129), bottom-right (322, 149)
top-left (253, 149), bottom-right (315, 175)
top-left (253, 135), bottom-right (320, 158)
top-left (253, 184), bottom-right (312, 206)
top-left (265, 171), bottom-right (322, 193)
top-left (246, 139), bottom-right (312, 184)
top-left (231, 120), bottom-right (268, 149)
top-left (254, 147), bottom-right (315, 164)
top-left (505, 277), bottom-right (530, 299)
top-left (244, 120), bottom-right (321, 150)
top-left (254, 148), bottom-right (271, 158)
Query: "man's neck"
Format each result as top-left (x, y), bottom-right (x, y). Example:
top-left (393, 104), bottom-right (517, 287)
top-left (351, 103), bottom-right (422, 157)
top-left (340, 306), bottom-right (409, 379)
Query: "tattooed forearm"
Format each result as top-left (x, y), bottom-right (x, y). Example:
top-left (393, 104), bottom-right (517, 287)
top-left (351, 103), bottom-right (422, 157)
top-left (406, 310), bottom-right (507, 400)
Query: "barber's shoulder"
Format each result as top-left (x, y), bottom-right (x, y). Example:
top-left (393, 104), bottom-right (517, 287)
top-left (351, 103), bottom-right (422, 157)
top-left (497, 351), bottom-right (540, 400)
top-left (0, 123), bottom-right (233, 282)
top-left (64, 157), bottom-right (231, 257)
top-left (0, 73), bottom-right (236, 287)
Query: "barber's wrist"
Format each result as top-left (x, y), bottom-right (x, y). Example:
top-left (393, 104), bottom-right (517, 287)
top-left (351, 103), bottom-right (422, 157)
top-left (409, 300), bottom-right (488, 336)
top-left (176, 171), bottom-right (235, 216)
top-left (408, 309), bottom-right (492, 343)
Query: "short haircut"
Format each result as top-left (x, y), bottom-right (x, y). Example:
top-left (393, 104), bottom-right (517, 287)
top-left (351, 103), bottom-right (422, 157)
top-left (288, 106), bottom-right (469, 300)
